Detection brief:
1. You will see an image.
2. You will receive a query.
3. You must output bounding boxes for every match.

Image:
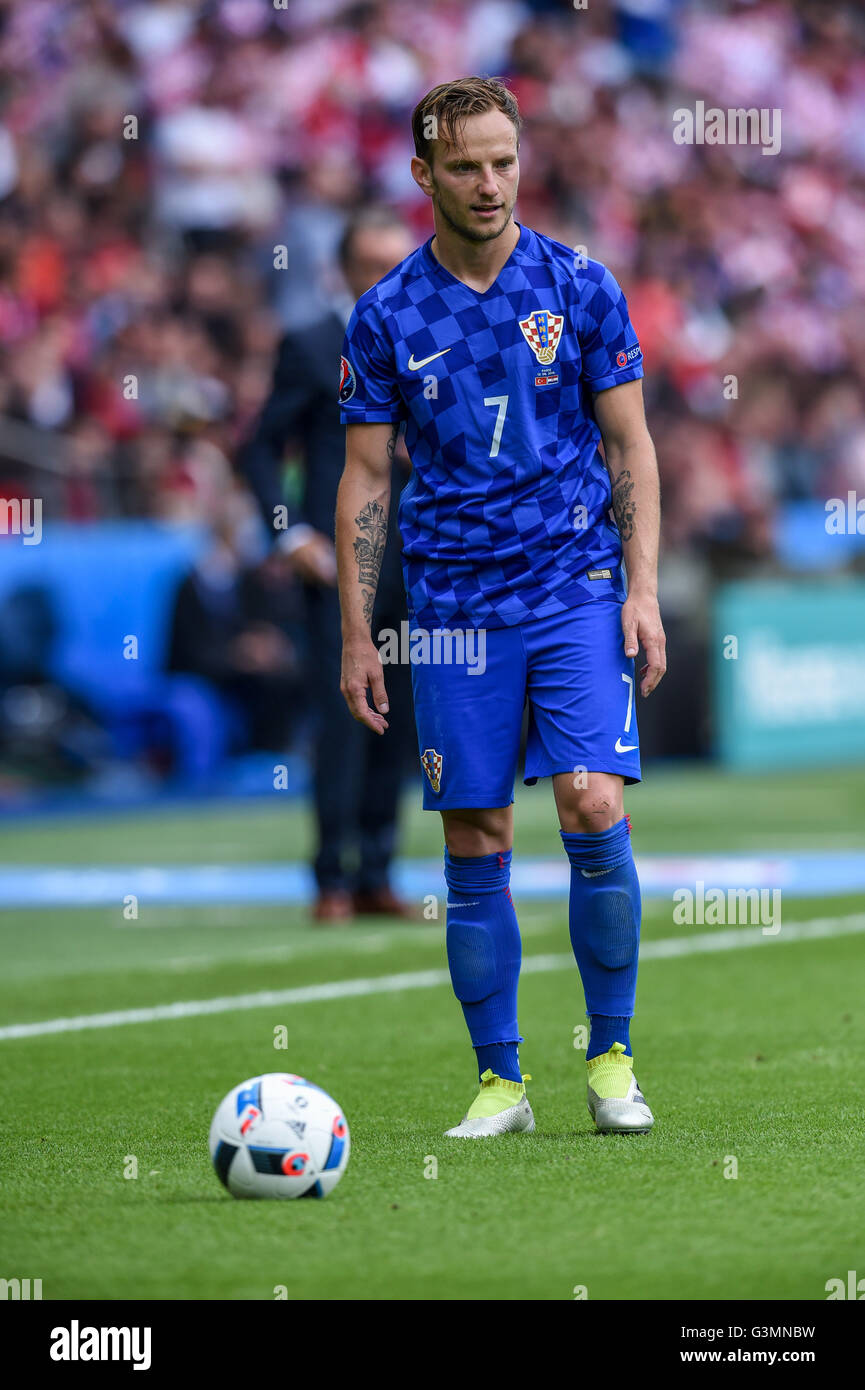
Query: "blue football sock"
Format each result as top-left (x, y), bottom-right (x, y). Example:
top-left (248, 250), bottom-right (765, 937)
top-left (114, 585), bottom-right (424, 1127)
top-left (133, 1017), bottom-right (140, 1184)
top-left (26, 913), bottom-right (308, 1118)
top-left (560, 817), bottom-right (641, 1060)
top-left (444, 849), bottom-right (523, 1083)
top-left (585, 1014), bottom-right (632, 1058)
top-left (475, 1040), bottom-right (522, 1083)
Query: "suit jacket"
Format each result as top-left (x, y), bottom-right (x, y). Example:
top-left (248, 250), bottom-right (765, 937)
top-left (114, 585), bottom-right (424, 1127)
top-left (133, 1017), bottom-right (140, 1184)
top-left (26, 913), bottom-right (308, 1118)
top-left (240, 309), bottom-right (406, 606)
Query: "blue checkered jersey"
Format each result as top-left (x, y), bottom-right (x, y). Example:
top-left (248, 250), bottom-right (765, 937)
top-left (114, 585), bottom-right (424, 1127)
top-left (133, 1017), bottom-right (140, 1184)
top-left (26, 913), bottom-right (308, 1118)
top-left (339, 222), bottom-right (643, 630)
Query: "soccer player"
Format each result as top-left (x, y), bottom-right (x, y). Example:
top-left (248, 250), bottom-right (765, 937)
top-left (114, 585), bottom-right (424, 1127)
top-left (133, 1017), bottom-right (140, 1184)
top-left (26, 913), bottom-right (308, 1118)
top-left (335, 77), bottom-right (666, 1137)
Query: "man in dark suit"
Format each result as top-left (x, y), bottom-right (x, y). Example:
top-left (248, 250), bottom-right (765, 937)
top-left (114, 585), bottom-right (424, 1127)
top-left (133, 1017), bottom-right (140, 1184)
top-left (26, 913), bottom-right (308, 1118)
top-left (241, 209), bottom-right (416, 921)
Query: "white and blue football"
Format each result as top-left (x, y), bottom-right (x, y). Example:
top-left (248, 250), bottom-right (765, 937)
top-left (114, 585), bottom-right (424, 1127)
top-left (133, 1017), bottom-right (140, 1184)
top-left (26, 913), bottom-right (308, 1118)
top-left (209, 1073), bottom-right (350, 1199)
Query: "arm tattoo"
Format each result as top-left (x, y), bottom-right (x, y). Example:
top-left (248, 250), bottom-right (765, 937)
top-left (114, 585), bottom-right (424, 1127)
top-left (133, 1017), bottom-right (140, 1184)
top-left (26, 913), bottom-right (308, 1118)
top-left (353, 500), bottom-right (387, 584)
top-left (611, 468), bottom-right (636, 543)
top-left (352, 426), bottom-right (397, 627)
top-left (353, 499), bottom-right (387, 626)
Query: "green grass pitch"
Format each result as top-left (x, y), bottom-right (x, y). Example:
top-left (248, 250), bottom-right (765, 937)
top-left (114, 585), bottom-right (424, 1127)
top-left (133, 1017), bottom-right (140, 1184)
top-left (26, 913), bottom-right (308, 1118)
top-left (0, 766), bottom-right (863, 1301)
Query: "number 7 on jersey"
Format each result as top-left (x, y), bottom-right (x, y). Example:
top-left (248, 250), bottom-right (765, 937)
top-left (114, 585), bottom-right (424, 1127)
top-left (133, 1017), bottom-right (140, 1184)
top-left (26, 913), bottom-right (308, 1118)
top-left (483, 395), bottom-right (509, 459)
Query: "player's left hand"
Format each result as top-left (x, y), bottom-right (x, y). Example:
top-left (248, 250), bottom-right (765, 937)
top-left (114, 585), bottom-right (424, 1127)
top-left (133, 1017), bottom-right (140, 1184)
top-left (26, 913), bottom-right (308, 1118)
top-left (622, 590), bottom-right (666, 697)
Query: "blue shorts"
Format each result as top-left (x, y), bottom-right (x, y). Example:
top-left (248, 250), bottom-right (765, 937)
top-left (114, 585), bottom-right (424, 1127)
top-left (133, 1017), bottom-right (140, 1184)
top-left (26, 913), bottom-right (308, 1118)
top-left (409, 600), bottom-right (641, 810)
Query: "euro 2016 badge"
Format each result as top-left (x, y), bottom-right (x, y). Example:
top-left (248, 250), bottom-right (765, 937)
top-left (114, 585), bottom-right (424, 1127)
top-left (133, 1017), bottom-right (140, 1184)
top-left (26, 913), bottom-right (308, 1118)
top-left (338, 355), bottom-right (356, 403)
top-left (421, 748), bottom-right (443, 794)
top-left (519, 309), bottom-right (564, 366)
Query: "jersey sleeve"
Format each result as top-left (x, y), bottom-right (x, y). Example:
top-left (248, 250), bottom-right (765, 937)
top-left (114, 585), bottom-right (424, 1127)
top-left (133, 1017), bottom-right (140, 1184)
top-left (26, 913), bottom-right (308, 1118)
top-left (577, 262), bottom-right (644, 394)
top-left (339, 295), bottom-right (405, 425)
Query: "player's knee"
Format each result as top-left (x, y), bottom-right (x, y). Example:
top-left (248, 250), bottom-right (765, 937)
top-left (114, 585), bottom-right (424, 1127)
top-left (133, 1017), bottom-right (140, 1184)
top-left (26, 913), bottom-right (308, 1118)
top-left (441, 808), bottom-right (511, 857)
top-left (446, 921), bottom-right (496, 1003)
top-left (557, 775), bottom-right (624, 834)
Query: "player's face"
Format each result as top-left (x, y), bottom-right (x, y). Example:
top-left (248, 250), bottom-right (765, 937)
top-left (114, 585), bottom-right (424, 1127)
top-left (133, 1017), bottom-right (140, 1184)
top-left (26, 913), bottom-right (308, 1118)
top-left (425, 110), bottom-right (519, 244)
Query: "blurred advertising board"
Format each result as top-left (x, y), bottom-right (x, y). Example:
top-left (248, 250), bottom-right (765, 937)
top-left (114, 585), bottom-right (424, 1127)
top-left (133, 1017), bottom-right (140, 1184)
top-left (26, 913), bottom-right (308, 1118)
top-left (713, 580), bottom-right (865, 768)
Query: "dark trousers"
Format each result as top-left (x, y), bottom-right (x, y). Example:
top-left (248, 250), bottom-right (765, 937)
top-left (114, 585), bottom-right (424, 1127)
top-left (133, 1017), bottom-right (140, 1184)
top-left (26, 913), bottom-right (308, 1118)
top-left (305, 582), bottom-right (415, 893)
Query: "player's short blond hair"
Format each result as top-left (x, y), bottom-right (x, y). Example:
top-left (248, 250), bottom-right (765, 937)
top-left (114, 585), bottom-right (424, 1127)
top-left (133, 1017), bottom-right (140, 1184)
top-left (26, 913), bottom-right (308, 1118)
top-left (411, 77), bottom-right (521, 167)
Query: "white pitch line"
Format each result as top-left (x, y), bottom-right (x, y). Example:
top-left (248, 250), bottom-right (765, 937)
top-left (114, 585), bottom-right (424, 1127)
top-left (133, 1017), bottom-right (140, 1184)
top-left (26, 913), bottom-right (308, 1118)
top-left (2, 912), bottom-right (864, 1043)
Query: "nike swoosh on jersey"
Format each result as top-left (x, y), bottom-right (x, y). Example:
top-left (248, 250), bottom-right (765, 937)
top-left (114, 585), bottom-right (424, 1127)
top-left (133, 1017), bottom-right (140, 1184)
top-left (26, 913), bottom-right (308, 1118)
top-left (407, 349), bottom-right (452, 370)
top-left (581, 867), bottom-right (616, 879)
top-left (614, 738), bottom-right (638, 753)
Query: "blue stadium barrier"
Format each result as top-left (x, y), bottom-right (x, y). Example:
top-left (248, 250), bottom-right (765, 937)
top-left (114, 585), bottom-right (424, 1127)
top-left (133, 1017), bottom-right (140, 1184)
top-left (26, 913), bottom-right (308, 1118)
top-left (775, 499), bottom-right (865, 571)
top-left (0, 522), bottom-right (237, 780)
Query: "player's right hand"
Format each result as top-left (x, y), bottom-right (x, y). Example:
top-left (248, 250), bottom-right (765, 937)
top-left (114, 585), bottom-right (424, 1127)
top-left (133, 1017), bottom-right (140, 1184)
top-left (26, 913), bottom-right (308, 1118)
top-left (340, 635), bottom-right (389, 735)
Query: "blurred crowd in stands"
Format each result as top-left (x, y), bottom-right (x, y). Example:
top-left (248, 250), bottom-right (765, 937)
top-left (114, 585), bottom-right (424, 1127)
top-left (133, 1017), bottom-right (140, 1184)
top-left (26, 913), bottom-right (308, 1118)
top-left (1, 0), bottom-right (863, 563)
top-left (0, 0), bottom-right (864, 788)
